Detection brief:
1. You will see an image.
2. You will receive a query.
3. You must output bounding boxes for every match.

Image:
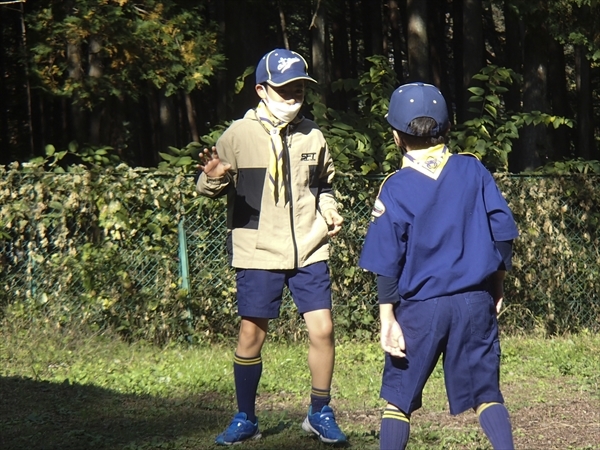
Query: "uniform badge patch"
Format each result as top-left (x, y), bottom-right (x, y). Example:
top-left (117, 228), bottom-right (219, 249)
top-left (371, 198), bottom-right (386, 218)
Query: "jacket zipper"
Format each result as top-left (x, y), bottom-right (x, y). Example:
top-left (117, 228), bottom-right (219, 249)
top-left (283, 128), bottom-right (299, 268)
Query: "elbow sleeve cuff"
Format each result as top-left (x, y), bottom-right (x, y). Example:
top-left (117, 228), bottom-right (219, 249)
top-left (377, 274), bottom-right (400, 304)
top-left (495, 240), bottom-right (513, 271)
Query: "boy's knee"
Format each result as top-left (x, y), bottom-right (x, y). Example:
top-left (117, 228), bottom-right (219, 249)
top-left (305, 312), bottom-right (334, 341)
top-left (311, 323), bottom-right (334, 342)
top-left (237, 319), bottom-right (268, 351)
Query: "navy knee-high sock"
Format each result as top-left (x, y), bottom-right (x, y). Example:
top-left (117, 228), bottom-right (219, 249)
top-left (233, 354), bottom-right (262, 423)
top-left (310, 386), bottom-right (331, 413)
top-left (380, 408), bottom-right (410, 450)
top-left (477, 403), bottom-right (515, 450)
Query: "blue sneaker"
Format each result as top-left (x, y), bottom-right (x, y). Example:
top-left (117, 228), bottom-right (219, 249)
top-left (215, 412), bottom-right (261, 446)
top-left (302, 405), bottom-right (347, 444)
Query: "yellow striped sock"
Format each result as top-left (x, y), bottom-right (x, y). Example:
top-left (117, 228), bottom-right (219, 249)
top-left (310, 387), bottom-right (331, 412)
top-left (234, 354), bottom-right (262, 366)
top-left (382, 408), bottom-right (410, 423)
top-left (476, 402), bottom-right (501, 416)
top-left (311, 387), bottom-right (330, 397)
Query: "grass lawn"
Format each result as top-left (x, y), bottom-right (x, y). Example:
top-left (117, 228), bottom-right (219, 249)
top-left (1, 321), bottom-right (598, 450)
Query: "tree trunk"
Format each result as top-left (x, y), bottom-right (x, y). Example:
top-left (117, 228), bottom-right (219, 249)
top-left (461, 0), bottom-right (484, 121)
top-left (277, 0), bottom-right (290, 49)
top-left (145, 90), bottom-right (161, 167)
top-left (214, 0), bottom-right (227, 122)
top-left (547, 38), bottom-right (571, 160)
top-left (406, 0), bottom-right (430, 82)
top-left (67, 40), bottom-right (84, 145)
top-left (330, 1), bottom-right (350, 82)
top-left (503, 1), bottom-right (522, 114)
top-left (19, 2), bottom-right (34, 158)
top-left (311, 0), bottom-right (329, 104)
top-left (57, 98), bottom-right (68, 150)
top-left (348, 0), bottom-right (358, 78)
top-left (388, 0), bottom-right (405, 83)
top-left (32, 93), bottom-right (46, 161)
top-left (452, 0), bottom-right (464, 120)
top-left (428, 0), bottom-right (449, 92)
top-left (219, 0), bottom-right (271, 121)
top-left (371, 0), bottom-right (384, 56)
top-left (574, 45), bottom-right (594, 160)
top-left (483, 3), bottom-right (503, 64)
top-left (0, 6), bottom-right (9, 164)
top-left (329, 1), bottom-right (351, 110)
top-left (158, 88), bottom-right (177, 156)
top-left (184, 92), bottom-right (199, 143)
top-left (361, 0), bottom-right (384, 58)
top-left (88, 35), bottom-right (103, 145)
top-left (514, 18), bottom-right (548, 171)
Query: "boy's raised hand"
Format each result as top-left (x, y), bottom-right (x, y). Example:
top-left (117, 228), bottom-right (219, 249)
top-left (198, 146), bottom-right (231, 178)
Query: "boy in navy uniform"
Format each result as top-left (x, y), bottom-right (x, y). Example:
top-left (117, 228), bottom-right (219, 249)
top-left (359, 83), bottom-right (519, 450)
top-left (196, 49), bottom-right (346, 446)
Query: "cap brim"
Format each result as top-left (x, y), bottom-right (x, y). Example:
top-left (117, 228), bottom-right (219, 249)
top-left (266, 75), bottom-right (317, 87)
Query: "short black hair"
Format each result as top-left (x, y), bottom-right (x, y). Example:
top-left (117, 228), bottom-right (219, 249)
top-left (395, 117), bottom-right (448, 149)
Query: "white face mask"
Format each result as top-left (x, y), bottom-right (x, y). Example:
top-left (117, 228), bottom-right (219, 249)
top-left (264, 93), bottom-right (302, 123)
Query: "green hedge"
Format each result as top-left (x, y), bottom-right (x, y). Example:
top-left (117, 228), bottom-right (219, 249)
top-left (1, 164), bottom-right (599, 343)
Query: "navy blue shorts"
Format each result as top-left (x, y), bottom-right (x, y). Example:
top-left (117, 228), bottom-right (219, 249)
top-left (235, 261), bottom-right (332, 318)
top-left (381, 291), bottom-right (504, 415)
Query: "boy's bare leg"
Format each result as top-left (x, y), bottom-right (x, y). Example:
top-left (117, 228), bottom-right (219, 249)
top-left (304, 309), bottom-right (335, 389)
top-left (301, 309), bottom-right (347, 443)
top-left (236, 317), bottom-right (269, 357)
top-left (231, 317), bottom-right (269, 424)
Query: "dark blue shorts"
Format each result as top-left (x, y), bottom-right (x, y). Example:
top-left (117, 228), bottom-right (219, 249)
top-left (235, 261), bottom-right (332, 318)
top-left (381, 291), bottom-right (504, 415)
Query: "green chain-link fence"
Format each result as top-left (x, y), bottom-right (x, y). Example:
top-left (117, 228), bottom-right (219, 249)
top-left (1, 172), bottom-right (599, 339)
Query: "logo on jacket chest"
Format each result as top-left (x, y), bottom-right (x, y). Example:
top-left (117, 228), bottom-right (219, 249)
top-left (300, 152), bottom-right (317, 162)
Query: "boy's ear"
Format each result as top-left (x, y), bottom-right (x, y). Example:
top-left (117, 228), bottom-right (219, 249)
top-left (392, 129), bottom-right (402, 147)
top-left (255, 83), bottom-right (267, 99)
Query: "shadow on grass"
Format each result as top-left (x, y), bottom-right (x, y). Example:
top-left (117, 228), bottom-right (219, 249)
top-left (0, 376), bottom-right (358, 450)
top-left (0, 375), bottom-right (230, 450)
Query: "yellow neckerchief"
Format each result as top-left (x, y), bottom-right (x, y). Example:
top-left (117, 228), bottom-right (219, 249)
top-left (401, 144), bottom-right (450, 180)
top-left (255, 101), bottom-right (289, 205)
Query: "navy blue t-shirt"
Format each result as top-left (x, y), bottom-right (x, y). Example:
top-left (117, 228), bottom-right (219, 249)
top-left (359, 152), bottom-right (519, 301)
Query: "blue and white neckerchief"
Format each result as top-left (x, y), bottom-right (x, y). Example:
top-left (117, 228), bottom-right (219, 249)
top-left (402, 144), bottom-right (450, 180)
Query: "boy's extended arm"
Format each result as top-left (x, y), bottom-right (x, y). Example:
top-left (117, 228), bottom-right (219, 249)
top-left (490, 270), bottom-right (506, 314)
top-left (318, 144), bottom-right (343, 237)
top-left (322, 209), bottom-right (343, 237)
top-left (379, 303), bottom-right (406, 358)
top-left (491, 239), bottom-right (513, 314)
top-left (195, 146), bottom-right (233, 198)
top-left (377, 275), bottom-right (405, 357)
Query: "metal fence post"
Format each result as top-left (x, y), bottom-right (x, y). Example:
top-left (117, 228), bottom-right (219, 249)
top-left (178, 216), bottom-right (190, 293)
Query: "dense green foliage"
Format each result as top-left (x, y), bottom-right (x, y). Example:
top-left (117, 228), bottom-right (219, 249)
top-left (28, 0), bottom-right (223, 105)
top-left (1, 159), bottom-right (599, 343)
top-left (449, 65), bottom-right (574, 171)
top-left (309, 55), bottom-right (400, 175)
top-left (0, 162), bottom-right (189, 342)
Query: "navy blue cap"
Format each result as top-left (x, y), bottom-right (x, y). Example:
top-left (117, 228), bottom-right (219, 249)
top-left (386, 82), bottom-right (450, 136)
top-left (255, 49), bottom-right (317, 86)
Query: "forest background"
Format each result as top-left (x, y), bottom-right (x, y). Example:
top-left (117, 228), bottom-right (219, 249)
top-left (1, 4), bottom-right (599, 448)
top-left (1, 0), bottom-right (599, 174)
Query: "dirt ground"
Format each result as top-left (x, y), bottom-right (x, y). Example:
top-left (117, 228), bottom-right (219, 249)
top-left (331, 379), bottom-right (600, 449)
top-left (2, 373), bottom-right (597, 450)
